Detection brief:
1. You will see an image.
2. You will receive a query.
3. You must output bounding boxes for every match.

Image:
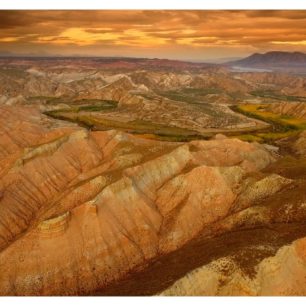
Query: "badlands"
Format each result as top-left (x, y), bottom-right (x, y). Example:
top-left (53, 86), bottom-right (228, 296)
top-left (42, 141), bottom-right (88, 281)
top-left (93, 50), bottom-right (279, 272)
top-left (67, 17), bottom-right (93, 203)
top-left (0, 57), bottom-right (306, 296)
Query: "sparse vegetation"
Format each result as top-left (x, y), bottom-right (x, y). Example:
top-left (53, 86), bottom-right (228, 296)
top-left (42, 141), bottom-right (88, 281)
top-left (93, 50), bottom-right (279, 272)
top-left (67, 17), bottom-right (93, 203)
top-left (231, 103), bottom-right (306, 143)
top-left (45, 108), bottom-right (206, 141)
top-left (158, 87), bottom-right (223, 104)
top-left (45, 100), bottom-right (118, 113)
top-left (250, 90), bottom-right (306, 102)
top-left (181, 88), bottom-right (222, 95)
top-left (0, 67), bottom-right (28, 78)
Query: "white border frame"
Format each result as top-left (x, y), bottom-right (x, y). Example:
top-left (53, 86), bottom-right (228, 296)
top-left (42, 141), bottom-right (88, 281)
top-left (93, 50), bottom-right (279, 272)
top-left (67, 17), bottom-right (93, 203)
top-left (1, 0), bottom-right (306, 10)
top-left (0, 0), bottom-right (306, 305)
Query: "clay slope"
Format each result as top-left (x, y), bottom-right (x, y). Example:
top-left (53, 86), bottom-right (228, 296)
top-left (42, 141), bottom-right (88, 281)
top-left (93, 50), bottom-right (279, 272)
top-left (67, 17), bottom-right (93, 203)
top-left (0, 67), bottom-right (142, 104)
top-left (0, 105), bottom-right (290, 295)
top-left (1, 60), bottom-right (306, 105)
top-left (294, 130), bottom-right (306, 156)
top-left (1, 105), bottom-right (306, 296)
top-left (268, 102), bottom-right (306, 120)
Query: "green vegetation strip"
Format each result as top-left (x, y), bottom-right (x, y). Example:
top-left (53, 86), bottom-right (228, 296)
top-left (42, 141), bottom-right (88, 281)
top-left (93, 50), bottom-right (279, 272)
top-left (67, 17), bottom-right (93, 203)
top-left (45, 100), bottom-right (118, 113)
top-left (231, 104), bottom-right (306, 143)
top-left (44, 102), bottom-right (209, 142)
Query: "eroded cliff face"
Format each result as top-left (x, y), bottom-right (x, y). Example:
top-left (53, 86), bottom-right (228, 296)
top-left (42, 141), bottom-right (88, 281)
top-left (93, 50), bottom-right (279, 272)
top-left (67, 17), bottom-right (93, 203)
top-left (0, 105), bottom-right (305, 296)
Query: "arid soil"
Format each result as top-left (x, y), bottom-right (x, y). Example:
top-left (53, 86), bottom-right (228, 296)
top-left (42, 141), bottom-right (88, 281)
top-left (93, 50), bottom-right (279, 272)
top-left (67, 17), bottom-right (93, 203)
top-left (0, 105), bottom-right (305, 296)
top-left (97, 148), bottom-right (306, 296)
top-left (0, 57), bottom-right (306, 296)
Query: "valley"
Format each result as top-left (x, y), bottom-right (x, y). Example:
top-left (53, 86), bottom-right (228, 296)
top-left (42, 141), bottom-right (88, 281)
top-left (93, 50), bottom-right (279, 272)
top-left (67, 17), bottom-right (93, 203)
top-left (0, 55), bottom-right (306, 296)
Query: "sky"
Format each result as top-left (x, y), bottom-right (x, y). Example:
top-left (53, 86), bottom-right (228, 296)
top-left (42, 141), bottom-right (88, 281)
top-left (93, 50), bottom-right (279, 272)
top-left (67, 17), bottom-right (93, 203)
top-left (1, 10), bottom-right (306, 61)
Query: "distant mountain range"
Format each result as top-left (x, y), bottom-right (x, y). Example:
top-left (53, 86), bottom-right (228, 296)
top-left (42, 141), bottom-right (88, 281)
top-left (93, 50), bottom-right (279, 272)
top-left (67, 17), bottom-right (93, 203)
top-left (2, 51), bottom-right (306, 72)
top-left (228, 51), bottom-right (306, 70)
top-left (0, 56), bottom-right (217, 72)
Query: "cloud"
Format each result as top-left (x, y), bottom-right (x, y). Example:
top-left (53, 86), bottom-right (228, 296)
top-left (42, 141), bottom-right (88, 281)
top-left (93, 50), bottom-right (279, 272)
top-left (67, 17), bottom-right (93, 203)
top-left (0, 10), bottom-right (306, 60)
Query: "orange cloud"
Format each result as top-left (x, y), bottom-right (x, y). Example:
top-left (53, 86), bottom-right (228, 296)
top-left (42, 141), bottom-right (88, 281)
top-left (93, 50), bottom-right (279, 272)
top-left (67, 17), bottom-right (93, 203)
top-left (0, 10), bottom-right (306, 60)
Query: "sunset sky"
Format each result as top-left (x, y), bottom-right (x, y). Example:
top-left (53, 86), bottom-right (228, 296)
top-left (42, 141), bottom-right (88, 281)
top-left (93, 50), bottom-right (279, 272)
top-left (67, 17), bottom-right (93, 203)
top-left (1, 10), bottom-right (306, 61)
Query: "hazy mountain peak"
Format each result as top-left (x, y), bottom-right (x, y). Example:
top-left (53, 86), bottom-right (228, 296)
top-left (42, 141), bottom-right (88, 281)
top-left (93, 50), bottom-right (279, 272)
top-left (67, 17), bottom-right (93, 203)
top-left (229, 51), bottom-right (306, 70)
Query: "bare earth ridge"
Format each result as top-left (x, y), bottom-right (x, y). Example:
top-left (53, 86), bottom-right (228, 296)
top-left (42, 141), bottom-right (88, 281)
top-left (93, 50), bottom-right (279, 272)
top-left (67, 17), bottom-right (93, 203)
top-left (0, 105), bottom-right (306, 295)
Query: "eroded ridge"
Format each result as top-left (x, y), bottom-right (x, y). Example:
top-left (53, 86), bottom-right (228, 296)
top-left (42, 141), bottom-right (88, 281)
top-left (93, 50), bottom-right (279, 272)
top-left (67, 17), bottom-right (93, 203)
top-left (0, 106), bottom-right (305, 296)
